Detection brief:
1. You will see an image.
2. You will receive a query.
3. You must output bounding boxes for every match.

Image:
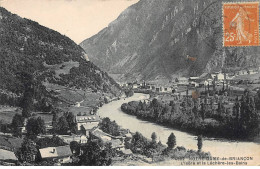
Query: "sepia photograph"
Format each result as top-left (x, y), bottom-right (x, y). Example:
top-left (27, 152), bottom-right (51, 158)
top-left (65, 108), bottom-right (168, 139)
top-left (0, 0), bottom-right (259, 166)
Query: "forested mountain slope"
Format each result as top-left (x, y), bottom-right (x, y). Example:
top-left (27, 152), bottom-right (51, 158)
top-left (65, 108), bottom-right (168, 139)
top-left (0, 7), bottom-right (121, 110)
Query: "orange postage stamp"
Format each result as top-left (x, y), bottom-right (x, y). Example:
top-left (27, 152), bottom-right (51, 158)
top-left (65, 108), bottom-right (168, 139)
top-left (223, 2), bottom-right (259, 46)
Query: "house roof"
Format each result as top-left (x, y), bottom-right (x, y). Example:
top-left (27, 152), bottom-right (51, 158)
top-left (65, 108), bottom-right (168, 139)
top-left (39, 145), bottom-right (72, 159)
top-left (198, 73), bottom-right (214, 81)
top-left (92, 128), bottom-right (112, 141)
top-left (199, 73), bottom-right (208, 78)
top-left (0, 149), bottom-right (17, 161)
top-left (91, 128), bottom-right (123, 139)
top-left (91, 128), bottom-right (123, 148)
top-left (238, 70), bottom-right (247, 72)
top-left (178, 77), bottom-right (188, 81)
top-left (0, 136), bottom-right (23, 150)
top-left (80, 122), bottom-right (99, 131)
top-left (125, 133), bottom-right (132, 138)
top-left (121, 149), bottom-right (133, 155)
top-left (58, 135), bottom-right (87, 144)
top-left (0, 137), bottom-right (12, 149)
top-left (189, 77), bottom-right (199, 80)
top-left (68, 107), bottom-right (93, 114)
top-left (227, 72), bottom-right (235, 75)
top-left (109, 139), bottom-right (123, 148)
top-left (76, 115), bottom-right (100, 123)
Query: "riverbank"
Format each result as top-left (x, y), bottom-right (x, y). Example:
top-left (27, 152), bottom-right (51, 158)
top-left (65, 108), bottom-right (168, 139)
top-left (98, 93), bottom-right (260, 165)
top-left (95, 95), bottom-right (212, 166)
top-left (120, 95), bottom-right (260, 141)
top-left (120, 103), bottom-right (251, 141)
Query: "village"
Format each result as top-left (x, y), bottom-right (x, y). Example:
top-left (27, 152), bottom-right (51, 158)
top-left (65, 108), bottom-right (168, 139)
top-left (120, 67), bottom-right (260, 121)
top-left (0, 96), bottom-right (137, 165)
top-left (121, 67), bottom-right (260, 94)
top-left (1, 96), bottom-right (209, 166)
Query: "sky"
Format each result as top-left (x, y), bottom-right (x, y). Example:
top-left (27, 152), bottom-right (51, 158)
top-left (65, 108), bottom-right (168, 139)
top-left (0, 0), bottom-right (139, 44)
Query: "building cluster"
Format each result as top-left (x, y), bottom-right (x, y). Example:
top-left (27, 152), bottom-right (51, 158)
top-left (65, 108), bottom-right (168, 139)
top-left (0, 102), bottom-right (133, 165)
top-left (120, 67), bottom-right (260, 94)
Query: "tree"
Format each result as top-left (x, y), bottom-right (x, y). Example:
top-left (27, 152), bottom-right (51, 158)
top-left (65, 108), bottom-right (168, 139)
top-left (151, 132), bottom-right (157, 143)
top-left (16, 72), bottom-right (35, 118)
top-left (64, 112), bottom-right (77, 134)
top-left (125, 89), bottom-right (134, 97)
top-left (26, 117), bottom-right (46, 139)
top-left (151, 98), bottom-right (160, 107)
top-left (16, 138), bottom-right (38, 163)
top-left (217, 101), bottom-right (224, 115)
top-left (158, 141), bottom-right (163, 147)
top-left (102, 142), bottom-right (116, 161)
top-left (256, 90), bottom-right (260, 110)
top-left (21, 89), bottom-right (34, 118)
top-left (98, 117), bottom-right (120, 136)
top-left (124, 137), bottom-right (131, 149)
top-left (233, 98), bottom-right (241, 137)
top-left (11, 113), bottom-right (24, 127)
top-left (239, 94), bottom-right (259, 138)
top-left (213, 78), bottom-right (216, 91)
top-left (104, 97), bottom-right (109, 104)
top-left (197, 135), bottom-right (203, 152)
top-left (167, 133), bottom-right (176, 149)
top-left (80, 140), bottom-right (101, 165)
top-left (36, 135), bottom-right (67, 149)
top-left (11, 113), bottom-right (24, 137)
top-left (55, 116), bottom-right (69, 134)
top-left (1, 123), bottom-right (10, 134)
top-left (16, 71), bottom-right (34, 118)
top-left (52, 112), bottom-right (77, 134)
top-left (52, 111), bottom-right (58, 129)
top-left (192, 103), bottom-right (199, 117)
top-left (79, 139), bottom-right (112, 166)
top-left (130, 132), bottom-right (149, 154)
top-left (70, 141), bottom-right (80, 156)
top-left (200, 103), bottom-right (205, 121)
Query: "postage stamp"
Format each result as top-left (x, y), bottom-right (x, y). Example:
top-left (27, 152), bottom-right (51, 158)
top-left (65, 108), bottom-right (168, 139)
top-left (222, 2), bottom-right (259, 46)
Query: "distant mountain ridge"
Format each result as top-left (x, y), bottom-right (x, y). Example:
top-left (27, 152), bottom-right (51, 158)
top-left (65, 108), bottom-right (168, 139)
top-left (0, 7), bottom-right (121, 108)
top-left (80, 0), bottom-right (260, 82)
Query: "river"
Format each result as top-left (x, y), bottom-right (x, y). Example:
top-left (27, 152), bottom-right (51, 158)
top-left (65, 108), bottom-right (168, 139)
top-left (98, 93), bottom-right (260, 165)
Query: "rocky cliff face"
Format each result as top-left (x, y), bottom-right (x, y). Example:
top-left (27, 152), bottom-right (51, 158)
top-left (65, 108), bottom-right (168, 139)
top-left (80, 0), bottom-right (260, 82)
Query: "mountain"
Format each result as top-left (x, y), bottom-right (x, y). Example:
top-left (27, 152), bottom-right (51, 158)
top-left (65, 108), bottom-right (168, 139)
top-left (80, 0), bottom-right (260, 83)
top-left (0, 7), bottom-right (121, 109)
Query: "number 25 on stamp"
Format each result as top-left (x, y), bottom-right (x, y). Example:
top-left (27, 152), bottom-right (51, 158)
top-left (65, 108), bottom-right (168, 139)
top-left (223, 2), bottom-right (259, 46)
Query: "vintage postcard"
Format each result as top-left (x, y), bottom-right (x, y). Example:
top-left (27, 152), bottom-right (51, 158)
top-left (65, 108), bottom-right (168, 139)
top-left (0, 0), bottom-right (260, 166)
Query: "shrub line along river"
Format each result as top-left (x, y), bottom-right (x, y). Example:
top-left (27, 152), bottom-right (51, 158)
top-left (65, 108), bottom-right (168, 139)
top-left (98, 93), bottom-right (260, 165)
